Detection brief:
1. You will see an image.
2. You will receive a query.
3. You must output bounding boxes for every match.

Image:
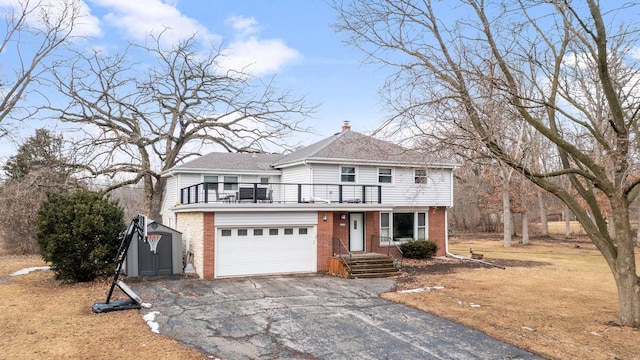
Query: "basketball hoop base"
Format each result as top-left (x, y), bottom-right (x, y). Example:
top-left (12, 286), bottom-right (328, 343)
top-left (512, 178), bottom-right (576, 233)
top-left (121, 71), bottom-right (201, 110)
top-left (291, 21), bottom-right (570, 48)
top-left (92, 299), bottom-right (141, 313)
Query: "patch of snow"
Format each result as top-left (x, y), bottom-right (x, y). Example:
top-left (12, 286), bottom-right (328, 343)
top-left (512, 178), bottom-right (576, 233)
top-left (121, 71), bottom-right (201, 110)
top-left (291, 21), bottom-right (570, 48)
top-left (140, 302), bottom-right (152, 308)
top-left (397, 286), bottom-right (445, 294)
top-left (10, 266), bottom-right (51, 276)
top-left (143, 311), bottom-right (161, 334)
top-left (470, 303), bottom-right (481, 308)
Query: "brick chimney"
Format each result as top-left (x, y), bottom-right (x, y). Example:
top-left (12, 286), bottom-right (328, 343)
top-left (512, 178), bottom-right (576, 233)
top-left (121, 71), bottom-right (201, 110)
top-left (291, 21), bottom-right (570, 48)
top-left (342, 120), bottom-right (351, 132)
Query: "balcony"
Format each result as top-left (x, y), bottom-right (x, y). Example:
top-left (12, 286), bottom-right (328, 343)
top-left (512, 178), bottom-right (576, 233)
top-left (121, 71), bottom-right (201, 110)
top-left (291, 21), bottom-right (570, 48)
top-left (179, 182), bottom-right (383, 205)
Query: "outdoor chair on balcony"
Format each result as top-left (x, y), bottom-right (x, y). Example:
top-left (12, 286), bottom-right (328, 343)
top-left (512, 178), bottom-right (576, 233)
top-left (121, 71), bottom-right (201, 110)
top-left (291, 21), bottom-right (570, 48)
top-left (237, 187), bottom-right (255, 202)
top-left (255, 188), bottom-right (273, 203)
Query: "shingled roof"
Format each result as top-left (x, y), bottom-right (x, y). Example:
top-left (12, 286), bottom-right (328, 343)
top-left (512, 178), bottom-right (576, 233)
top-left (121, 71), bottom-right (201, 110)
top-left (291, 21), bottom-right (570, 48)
top-left (166, 124), bottom-right (455, 174)
top-left (272, 129), bottom-right (431, 167)
top-left (172, 152), bottom-right (284, 172)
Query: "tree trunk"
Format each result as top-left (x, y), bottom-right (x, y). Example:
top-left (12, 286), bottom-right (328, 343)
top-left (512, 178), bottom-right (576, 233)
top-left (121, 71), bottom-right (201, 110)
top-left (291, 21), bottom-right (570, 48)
top-left (538, 191), bottom-right (548, 236)
top-left (564, 209), bottom-right (572, 239)
top-left (637, 205), bottom-right (640, 247)
top-left (148, 177), bottom-right (166, 222)
top-left (502, 183), bottom-right (512, 247)
top-left (608, 201), bottom-right (640, 326)
top-left (608, 213), bottom-right (616, 241)
top-left (511, 212), bottom-right (517, 237)
top-left (521, 211), bottom-right (529, 245)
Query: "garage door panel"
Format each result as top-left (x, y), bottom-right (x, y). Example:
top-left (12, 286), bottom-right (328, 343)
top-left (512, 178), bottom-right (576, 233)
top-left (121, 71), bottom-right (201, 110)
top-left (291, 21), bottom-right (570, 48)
top-left (216, 227), bottom-right (316, 277)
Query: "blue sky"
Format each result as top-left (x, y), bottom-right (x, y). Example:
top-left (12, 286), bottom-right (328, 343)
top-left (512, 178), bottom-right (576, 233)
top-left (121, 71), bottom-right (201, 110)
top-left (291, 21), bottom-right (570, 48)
top-left (1, 0), bottom-right (392, 162)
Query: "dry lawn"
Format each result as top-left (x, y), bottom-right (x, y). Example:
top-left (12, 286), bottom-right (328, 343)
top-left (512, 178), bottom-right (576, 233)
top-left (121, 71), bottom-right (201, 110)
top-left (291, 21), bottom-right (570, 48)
top-left (0, 255), bottom-right (210, 360)
top-left (386, 233), bottom-right (640, 360)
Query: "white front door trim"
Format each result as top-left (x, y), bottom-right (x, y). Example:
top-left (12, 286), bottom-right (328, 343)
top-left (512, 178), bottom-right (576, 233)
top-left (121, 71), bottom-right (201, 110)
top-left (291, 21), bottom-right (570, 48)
top-left (349, 213), bottom-right (365, 252)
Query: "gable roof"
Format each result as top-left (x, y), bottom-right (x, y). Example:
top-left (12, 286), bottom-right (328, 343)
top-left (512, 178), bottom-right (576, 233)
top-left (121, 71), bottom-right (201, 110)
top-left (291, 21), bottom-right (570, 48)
top-left (171, 152), bottom-right (284, 173)
top-left (272, 130), bottom-right (447, 168)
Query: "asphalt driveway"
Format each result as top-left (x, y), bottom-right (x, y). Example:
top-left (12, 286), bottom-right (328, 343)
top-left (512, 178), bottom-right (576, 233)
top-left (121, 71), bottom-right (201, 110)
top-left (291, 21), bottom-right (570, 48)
top-left (132, 275), bottom-right (540, 359)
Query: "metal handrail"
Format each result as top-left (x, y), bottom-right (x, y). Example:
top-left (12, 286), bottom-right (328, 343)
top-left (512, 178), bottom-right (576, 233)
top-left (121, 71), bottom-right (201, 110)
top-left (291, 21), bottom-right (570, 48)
top-left (335, 237), bottom-right (352, 273)
top-left (373, 235), bottom-right (404, 269)
top-left (179, 181), bottom-right (383, 205)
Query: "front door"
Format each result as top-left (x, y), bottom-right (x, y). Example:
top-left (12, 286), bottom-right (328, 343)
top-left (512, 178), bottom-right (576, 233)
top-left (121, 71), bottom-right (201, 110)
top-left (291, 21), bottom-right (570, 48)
top-left (349, 213), bottom-right (365, 252)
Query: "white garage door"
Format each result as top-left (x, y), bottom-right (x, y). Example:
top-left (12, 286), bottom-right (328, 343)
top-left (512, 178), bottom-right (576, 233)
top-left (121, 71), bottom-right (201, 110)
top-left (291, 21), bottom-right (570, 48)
top-left (215, 226), bottom-right (317, 277)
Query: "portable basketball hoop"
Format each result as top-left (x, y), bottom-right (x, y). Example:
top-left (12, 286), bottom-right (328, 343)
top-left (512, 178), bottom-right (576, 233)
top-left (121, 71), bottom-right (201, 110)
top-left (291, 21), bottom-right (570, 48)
top-left (146, 234), bottom-right (162, 254)
top-left (92, 214), bottom-right (148, 314)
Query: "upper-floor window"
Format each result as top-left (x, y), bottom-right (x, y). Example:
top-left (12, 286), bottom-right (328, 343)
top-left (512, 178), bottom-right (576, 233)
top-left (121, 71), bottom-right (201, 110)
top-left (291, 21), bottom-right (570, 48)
top-left (223, 176), bottom-right (238, 190)
top-left (414, 169), bottom-right (428, 184)
top-left (378, 168), bottom-right (392, 183)
top-left (341, 166), bottom-right (356, 182)
top-left (204, 175), bottom-right (218, 190)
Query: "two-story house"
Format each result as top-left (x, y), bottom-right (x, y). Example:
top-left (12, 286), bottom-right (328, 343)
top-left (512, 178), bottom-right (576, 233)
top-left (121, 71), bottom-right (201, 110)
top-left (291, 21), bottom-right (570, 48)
top-left (160, 122), bottom-right (456, 279)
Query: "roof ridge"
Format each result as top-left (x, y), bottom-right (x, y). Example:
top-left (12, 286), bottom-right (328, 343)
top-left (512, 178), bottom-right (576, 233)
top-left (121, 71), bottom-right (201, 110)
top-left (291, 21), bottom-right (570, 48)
top-left (305, 130), bottom-right (349, 157)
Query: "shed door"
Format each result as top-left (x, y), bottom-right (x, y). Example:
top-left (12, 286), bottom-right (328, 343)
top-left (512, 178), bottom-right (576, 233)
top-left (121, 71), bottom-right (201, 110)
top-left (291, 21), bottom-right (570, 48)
top-left (138, 232), bottom-right (172, 276)
top-left (215, 226), bottom-right (316, 278)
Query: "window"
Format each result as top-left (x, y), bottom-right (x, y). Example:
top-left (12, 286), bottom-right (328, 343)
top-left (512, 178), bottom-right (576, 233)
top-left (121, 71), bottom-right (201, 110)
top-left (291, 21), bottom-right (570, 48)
top-left (223, 176), bottom-right (238, 190)
top-left (204, 176), bottom-right (218, 202)
top-left (254, 229), bottom-right (263, 236)
top-left (260, 177), bottom-right (269, 184)
top-left (380, 212), bottom-right (427, 244)
top-left (238, 229), bottom-right (248, 236)
top-left (204, 175), bottom-right (218, 190)
top-left (393, 213), bottom-right (415, 240)
top-left (341, 166), bottom-right (356, 182)
top-left (299, 228), bottom-right (308, 235)
top-left (284, 228), bottom-right (294, 235)
top-left (415, 169), bottom-right (428, 184)
top-left (417, 212), bottom-right (426, 240)
top-left (378, 168), bottom-right (392, 183)
top-left (221, 229), bottom-right (232, 236)
top-left (269, 228), bottom-right (279, 235)
top-left (380, 213), bottom-right (390, 240)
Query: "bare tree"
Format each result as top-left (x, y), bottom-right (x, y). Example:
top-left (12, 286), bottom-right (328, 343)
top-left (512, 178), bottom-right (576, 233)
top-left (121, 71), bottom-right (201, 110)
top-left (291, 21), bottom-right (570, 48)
top-left (0, 0), bottom-right (84, 138)
top-left (50, 34), bottom-right (313, 220)
top-left (334, 0), bottom-right (640, 326)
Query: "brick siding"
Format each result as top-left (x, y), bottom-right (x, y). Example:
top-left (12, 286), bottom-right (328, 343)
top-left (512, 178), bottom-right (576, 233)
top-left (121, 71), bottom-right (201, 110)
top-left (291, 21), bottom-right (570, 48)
top-left (429, 207), bottom-right (447, 256)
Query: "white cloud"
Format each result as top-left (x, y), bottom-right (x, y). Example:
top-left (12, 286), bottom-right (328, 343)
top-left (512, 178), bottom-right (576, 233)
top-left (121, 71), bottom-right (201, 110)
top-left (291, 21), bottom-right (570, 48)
top-left (226, 15), bottom-right (259, 37)
top-left (0, 0), bottom-right (101, 37)
top-left (218, 15), bottom-right (299, 76)
top-left (90, 0), bottom-right (207, 45)
top-left (220, 37), bottom-right (300, 76)
top-left (75, 2), bottom-right (298, 76)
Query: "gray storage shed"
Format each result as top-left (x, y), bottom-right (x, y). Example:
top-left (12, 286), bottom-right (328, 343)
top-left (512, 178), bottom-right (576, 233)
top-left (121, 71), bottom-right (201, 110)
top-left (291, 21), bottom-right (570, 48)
top-left (125, 221), bottom-right (183, 276)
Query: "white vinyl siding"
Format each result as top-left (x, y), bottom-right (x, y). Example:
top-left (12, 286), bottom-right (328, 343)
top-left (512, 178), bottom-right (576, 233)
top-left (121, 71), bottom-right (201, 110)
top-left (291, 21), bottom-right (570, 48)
top-left (161, 176), bottom-right (178, 224)
top-left (215, 211), bottom-right (318, 227)
top-left (380, 168), bottom-right (452, 207)
top-left (280, 165), bottom-right (311, 203)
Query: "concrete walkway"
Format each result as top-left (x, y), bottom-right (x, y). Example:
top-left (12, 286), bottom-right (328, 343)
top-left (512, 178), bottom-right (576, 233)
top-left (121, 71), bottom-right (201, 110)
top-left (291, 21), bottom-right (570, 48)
top-left (132, 275), bottom-right (541, 359)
